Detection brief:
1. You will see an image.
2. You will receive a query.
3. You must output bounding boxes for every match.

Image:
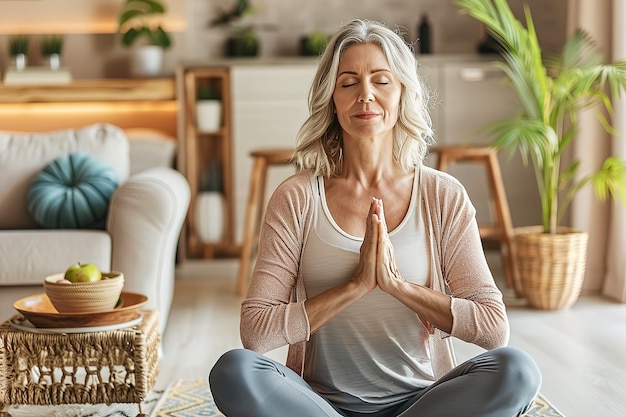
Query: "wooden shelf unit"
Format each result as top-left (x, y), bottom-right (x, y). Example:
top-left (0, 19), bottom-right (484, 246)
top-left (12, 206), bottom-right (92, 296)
top-left (178, 66), bottom-right (239, 259)
top-left (0, 78), bottom-right (177, 137)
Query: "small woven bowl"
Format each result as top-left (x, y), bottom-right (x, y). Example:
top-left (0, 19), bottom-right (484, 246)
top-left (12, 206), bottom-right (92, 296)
top-left (44, 271), bottom-right (124, 313)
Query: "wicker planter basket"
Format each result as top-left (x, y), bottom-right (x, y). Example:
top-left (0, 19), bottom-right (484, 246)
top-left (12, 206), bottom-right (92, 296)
top-left (514, 226), bottom-right (589, 310)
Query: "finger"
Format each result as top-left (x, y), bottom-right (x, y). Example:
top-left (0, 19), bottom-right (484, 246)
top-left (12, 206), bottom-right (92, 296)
top-left (371, 213), bottom-right (380, 243)
top-left (377, 199), bottom-right (387, 233)
top-left (375, 215), bottom-right (386, 260)
top-left (364, 198), bottom-right (378, 238)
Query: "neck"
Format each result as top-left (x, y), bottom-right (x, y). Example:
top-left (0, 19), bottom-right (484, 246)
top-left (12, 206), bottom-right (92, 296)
top-left (340, 133), bottom-right (401, 187)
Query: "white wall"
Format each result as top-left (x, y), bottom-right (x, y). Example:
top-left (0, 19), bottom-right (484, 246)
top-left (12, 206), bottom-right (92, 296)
top-left (0, 0), bottom-right (568, 79)
top-left (190, 0), bottom-right (568, 60)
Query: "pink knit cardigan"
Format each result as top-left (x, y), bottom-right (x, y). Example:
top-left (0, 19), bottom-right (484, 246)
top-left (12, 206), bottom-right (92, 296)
top-left (241, 166), bottom-right (509, 379)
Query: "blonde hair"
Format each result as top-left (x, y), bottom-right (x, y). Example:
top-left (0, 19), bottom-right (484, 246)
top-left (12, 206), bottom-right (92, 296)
top-left (294, 19), bottom-right (435, 177)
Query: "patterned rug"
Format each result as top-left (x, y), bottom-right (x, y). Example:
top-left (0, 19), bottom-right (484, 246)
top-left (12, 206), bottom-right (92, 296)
top-left (4, 379), bottom-right (564, 416)
top-left (151, 379), bottom-right (565, 417)
top-left (151, 379), bottom-right (223, 417)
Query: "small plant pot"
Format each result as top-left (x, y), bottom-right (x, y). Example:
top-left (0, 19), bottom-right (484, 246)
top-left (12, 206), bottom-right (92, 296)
top-left (132, 45), bottom-right (164, 77)
top-left (226, 36), bottom-right (259, 57)
top-left (48, 53), bottom-right (61, 70)
top-left (196, 100), bottom-right (222, 133)
top-left (14, 53), bottom-right (26, 71)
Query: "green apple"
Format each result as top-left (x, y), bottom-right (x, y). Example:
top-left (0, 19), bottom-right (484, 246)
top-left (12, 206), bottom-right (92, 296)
top-left (64, 262), bottom-right (102, 283)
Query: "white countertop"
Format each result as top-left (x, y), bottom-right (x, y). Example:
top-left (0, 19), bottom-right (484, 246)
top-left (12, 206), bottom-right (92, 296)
top-left (179, 53), bottom-right (502, 69)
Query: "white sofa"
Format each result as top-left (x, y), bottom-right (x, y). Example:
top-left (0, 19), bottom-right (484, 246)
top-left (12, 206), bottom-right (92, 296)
top-left (0, 123), bottom-right (190, 335)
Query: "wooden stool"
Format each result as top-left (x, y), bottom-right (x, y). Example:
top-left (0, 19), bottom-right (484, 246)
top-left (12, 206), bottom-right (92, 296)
top-left (432, 145), bottom-right (522, 296)
top-left (236, 148), bottom-right (294, 296)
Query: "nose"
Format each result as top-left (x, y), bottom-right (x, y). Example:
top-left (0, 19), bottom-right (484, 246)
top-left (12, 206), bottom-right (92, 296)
top-left (359, 93), bottom-right (374, 103)
top-left (358, 85), bottom-right (374, 103)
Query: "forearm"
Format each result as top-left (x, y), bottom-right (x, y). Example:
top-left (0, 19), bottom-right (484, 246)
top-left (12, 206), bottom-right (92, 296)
top-left (386, 279), bottom-right (453, 334)
top-left (305, 280), bottom-right (371, 334)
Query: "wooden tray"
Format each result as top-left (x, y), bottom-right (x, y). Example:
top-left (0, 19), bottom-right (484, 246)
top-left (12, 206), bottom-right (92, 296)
top-left (13, 291), bottom-right (147, 328)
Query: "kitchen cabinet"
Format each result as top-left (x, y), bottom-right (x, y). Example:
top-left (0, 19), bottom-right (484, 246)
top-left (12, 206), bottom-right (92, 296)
top-left (230, 63), bottom-right (317, 243)
top-left (177, 55), bottom-right (541, 260)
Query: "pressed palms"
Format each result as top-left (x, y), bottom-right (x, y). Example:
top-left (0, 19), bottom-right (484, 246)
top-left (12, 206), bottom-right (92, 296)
top-left (457, 0), bottom-right (626, 233)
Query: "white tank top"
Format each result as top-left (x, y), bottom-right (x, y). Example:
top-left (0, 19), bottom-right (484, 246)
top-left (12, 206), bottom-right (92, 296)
top-left (302, 170), bottom-right (434, 413)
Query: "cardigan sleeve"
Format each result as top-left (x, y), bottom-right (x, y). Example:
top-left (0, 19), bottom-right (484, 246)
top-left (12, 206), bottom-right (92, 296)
top-left (240, 172), bottom-right (312, 354)
top-left (429, 170), bottom-right (510, 350)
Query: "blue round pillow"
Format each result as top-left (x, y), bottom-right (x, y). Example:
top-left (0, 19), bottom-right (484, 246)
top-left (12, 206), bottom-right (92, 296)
top-left (27, 152), bottom-right (119, 229)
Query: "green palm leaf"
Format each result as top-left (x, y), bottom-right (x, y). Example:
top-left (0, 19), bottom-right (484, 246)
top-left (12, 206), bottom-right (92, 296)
top-left (117, 0), bottom-right (170, 49)
top-left (457, 0), bottom-right (626, 233)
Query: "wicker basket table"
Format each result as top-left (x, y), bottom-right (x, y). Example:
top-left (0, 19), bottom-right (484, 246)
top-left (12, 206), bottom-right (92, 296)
top-left (0, 309), bottom-right (159, 417)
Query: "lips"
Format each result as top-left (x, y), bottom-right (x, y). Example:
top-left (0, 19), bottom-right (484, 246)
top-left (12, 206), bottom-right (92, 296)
top-left (353, 111), bottom-right (379, 120)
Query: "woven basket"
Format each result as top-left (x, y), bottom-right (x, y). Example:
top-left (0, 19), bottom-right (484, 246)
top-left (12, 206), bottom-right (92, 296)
top-left (0, 310), bottom-right (159, 407)
top-left (514, 226), bottom-right (589, 310)
top-left (44, 272), bottom-right (124, 313)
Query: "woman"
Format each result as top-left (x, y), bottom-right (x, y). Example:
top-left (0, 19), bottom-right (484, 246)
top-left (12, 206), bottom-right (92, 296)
top-left (210, 19), bottom-right (542, 417)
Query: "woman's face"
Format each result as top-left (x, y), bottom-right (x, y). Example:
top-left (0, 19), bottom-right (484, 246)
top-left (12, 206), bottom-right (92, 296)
top-left (333, 43), bottom-right (402, 142)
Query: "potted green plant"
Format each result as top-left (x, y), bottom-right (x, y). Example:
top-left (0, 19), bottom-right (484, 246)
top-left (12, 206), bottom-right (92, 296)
top-left (9, 35), bottom-right (30, 71)
top-left (299, 31), bottom-right (328, 56)
top-left (457, 0), bottom-right (626, 309)
top-left (117, 0), bottom-right (172, 76)
top-left (210, 0), bottom-right (259, 57)
top-left (41, 35), bottom-right (64, 70)
top-left (195, 160), bottom-right (225, 243)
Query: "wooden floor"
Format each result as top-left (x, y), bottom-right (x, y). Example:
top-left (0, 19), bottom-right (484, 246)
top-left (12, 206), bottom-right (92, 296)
top-left (159, 256), bottom-right (626, 417)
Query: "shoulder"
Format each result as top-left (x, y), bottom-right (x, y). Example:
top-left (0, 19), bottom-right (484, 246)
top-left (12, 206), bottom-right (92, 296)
top-left (271, 170), bottom-right (315, 200)
top-left (265, 170), bottom-right (316, 215)
top-left (420, 165), bottom-right (468, 196)
top-left (419, 164), bottom-right (475, 217)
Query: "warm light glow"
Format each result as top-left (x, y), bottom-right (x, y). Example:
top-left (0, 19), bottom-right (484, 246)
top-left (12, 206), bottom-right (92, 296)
top-left (0, 21), bottom-right (187, 35)
top-left (0, 101), bottom-right (177, 115)
top-left (0, 101), bottom-right (178, 137)
top-left (0, 0), bottom-right (187, 35)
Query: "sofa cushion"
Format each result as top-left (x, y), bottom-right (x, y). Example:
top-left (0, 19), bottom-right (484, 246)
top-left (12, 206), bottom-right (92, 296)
top-left (0, 230), bottom-right (111, 286)
top-left (27, 152), bottom-right (119, 229)
top-left (0, 124), bottom-right (130, 229)
top-left (125, 128), bottom-right (177, 175)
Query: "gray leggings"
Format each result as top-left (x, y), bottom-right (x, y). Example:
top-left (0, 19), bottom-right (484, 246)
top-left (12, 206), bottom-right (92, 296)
top-left (209, 346), bottom-right (542, 417)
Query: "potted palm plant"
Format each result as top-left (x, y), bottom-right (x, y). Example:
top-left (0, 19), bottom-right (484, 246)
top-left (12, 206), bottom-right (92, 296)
top-left (457, 0), bottom-right (626, 309)
top-left (117, 0), bottom-right (172, 76)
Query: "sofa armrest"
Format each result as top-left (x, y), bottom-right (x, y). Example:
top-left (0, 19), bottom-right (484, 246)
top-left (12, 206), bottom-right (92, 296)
top-left (107, 167), bottom-right (190, 334)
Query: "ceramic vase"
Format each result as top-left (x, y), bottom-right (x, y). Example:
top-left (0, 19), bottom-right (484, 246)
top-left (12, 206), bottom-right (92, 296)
top-left (194, 192), bottom-right (225, 243)
top-left (132, 45), bottom-right (164, 77)
top-left (49, 53), bottom-right (60, 70)
top-left (196, 100), bottom-right (222, 133)
top-left (14, 53), bottom-right (26, 71)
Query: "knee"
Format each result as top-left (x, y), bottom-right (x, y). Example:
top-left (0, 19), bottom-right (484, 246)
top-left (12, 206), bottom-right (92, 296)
top-left (209, 349), bottom-right (253, 396)
top-left (210, 348), bottom-right (255, 381)
top-left (492, 347), bottom-right (542, 396)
